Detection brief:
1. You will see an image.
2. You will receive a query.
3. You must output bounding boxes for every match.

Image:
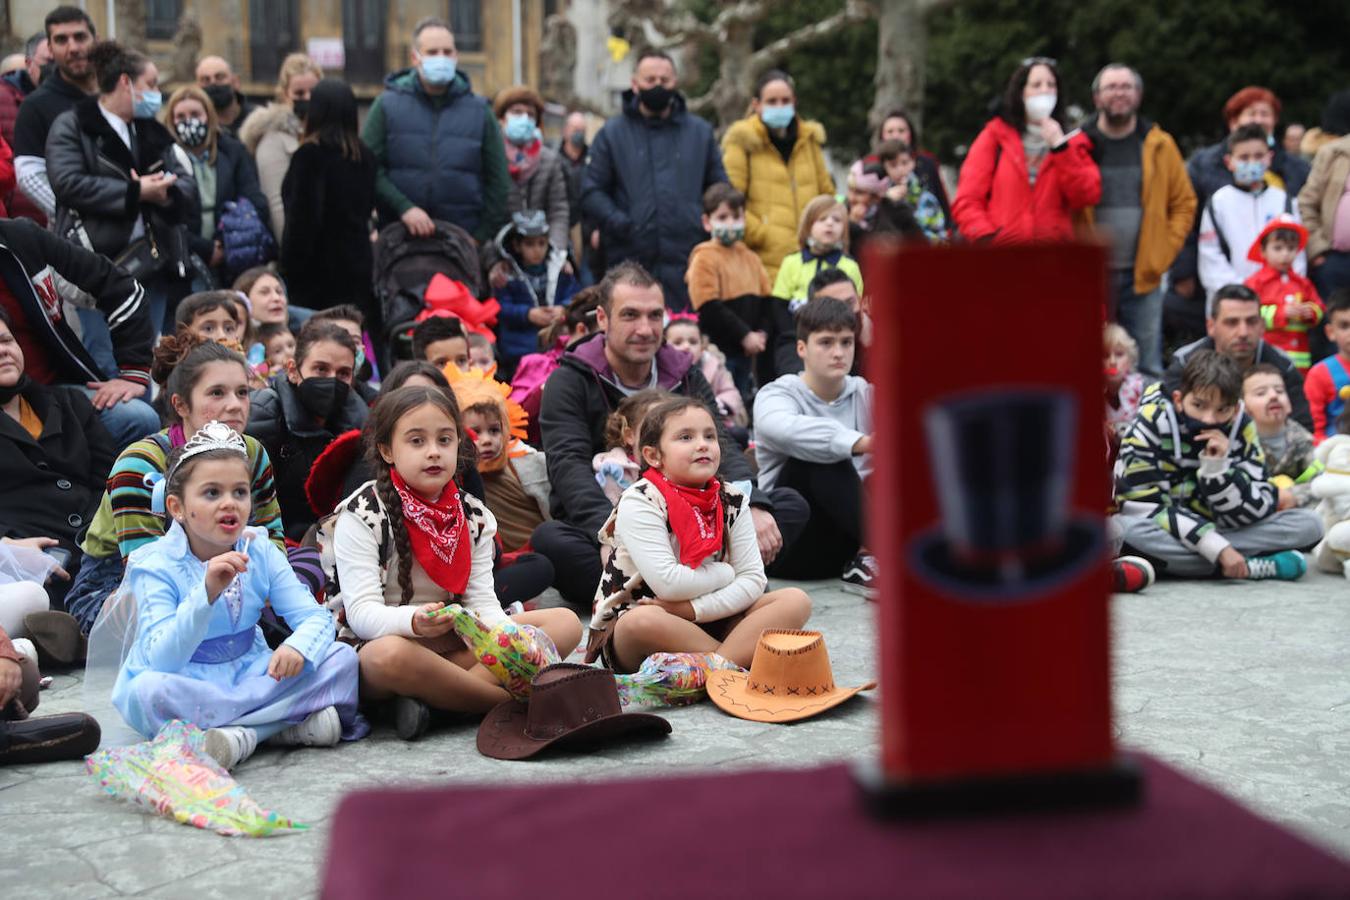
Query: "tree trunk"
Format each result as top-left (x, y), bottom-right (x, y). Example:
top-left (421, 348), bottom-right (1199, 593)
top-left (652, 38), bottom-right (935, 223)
top-left (870, 0), bottom-right (927, 136)
top-left (712, 17), bottom-right (756, 126)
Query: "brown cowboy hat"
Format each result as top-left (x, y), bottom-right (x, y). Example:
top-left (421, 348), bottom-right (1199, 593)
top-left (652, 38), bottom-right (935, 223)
top-left (707, 630), bottom-right (876, 724)
top-left (477, 663), bottom-right (671, 760)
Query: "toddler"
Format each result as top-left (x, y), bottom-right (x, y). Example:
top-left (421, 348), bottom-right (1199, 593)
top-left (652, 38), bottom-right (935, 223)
top-left (1105, 323), bottom-right (1146, 436)
top-left (467, 332), bottom-right (496, 373)
top-left (593, 389), bottom-right (669, 506)
top-left (493, 209), bottom-right (579, 378)
top-left (877, 140), bottom-right (949, 242)
top-left (664, 315), bottom-right (747, 431)
top-left (1243, 363), bottom-right (1320, 508)
top-left (257, 322), bottom-right (296, 376)
top-left (1243, 216), bottom-right (1324, 372)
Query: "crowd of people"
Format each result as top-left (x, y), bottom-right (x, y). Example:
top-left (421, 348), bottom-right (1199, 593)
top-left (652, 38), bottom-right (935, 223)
top-left (1, 6), bottom-right (1349, 771)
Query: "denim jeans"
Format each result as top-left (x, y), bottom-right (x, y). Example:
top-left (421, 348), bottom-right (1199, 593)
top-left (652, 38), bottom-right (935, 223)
top-left (1113, 270), bottom-right (1164, 378)
top-left (80, 386), bottom-right (160, 451)
top-left (74, 307), bottom-right (117, 379)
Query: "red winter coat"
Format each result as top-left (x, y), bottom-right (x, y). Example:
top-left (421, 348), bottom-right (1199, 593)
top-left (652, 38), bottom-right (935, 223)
top-left (952, 117), bottom-right (1100, 244)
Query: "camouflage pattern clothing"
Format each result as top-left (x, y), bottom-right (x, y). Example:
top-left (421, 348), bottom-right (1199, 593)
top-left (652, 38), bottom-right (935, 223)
top-left (1258, 418), bottom-right (1322, 508)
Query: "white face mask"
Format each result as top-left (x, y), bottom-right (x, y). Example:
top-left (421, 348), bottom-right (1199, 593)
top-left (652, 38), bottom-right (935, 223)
top-left (1024, 92), bottom-right (1057, 124)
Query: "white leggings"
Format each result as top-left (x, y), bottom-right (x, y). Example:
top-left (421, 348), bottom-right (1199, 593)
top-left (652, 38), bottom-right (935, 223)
top-left (0, 581), bottom-right (48, 639)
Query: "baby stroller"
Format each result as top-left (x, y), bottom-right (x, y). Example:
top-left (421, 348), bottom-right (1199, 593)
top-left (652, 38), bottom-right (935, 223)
top-left (373, 218), bottom-right (484, 365)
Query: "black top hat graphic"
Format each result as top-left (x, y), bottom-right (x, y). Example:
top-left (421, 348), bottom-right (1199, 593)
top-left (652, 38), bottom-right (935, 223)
top-left (909, 388), bottom-right (1102, 600)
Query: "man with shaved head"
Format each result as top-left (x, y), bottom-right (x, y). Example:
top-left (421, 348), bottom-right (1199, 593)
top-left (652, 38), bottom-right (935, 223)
top-left (196, 54), bottom-right (257, 136)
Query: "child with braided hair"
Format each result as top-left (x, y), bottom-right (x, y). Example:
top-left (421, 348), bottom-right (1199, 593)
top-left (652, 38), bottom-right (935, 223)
top-left (328, 386), bottom-right (580, 740)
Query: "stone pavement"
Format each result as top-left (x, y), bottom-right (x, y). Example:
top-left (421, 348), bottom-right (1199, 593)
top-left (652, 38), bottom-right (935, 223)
top-left (3, 569), bottom-right (1349, 898)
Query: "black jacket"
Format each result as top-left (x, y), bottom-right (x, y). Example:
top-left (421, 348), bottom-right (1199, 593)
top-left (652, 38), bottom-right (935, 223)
top-left (184, 132), bottom-right (271, 260)
top-left (11, 71), bottom-right (87, 158)
top-left (280, 142), bottom-right (376, 313)
top-left (46, 97), bottom-right (196, 274)
top-left (0, 217), bottom-right (151, 386)
top-left (539, 332), bottom-right (767, 537)
top-left (0, 381), bottom-right (116, 549)
top-left (1166, 336), bottom-right (1311, 431)
top-left (246, 374), bottom-right (370, 540)
top-left (580, 91), bottom-right (727, 309)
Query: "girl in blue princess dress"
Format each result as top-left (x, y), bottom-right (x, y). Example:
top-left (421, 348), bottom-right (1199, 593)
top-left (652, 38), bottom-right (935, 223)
top-left (108, 421), bottom-right (366, 770)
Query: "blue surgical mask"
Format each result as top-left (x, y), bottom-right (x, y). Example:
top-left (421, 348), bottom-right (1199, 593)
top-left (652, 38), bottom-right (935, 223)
top-left (760, 104), bottom-right (795, 130)
top-left (420, 54), bottom-right (457, 86)
top-left (133, 89), bottom-right (162, 120)
top-left (1234, 159), bottom-right (1268, 186)
top-left (504, 112), bottom-right (538, 146)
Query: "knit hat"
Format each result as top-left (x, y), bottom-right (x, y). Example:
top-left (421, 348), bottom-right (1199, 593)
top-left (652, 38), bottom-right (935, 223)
top-left (1247, 214), bottom-right (1309, 262)
top-left (848, 157), bottom-right (888, 196)
top-left (493, 85), bottom-right (545, 121)
top-left (443, 364), bottom-right (530, 471)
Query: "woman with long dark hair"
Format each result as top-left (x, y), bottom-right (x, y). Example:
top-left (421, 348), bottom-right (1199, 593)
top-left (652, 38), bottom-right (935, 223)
top-left (279, 78), bottom-right (376, 316)
top-left (951, 57), bottom-right (1100, 244)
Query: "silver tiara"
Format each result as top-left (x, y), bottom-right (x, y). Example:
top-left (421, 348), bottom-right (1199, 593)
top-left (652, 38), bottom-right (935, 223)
top-left (176, 421), bottom-right (248, 468)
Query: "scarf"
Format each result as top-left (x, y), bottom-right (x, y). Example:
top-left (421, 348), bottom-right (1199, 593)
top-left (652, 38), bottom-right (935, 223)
top-left (506, 137), bottom-right (543, 184)
top-left (642, 469), bottom-right (724, 568)
top-left (1022, 126), bottom-right (1049, 186)
top-left (390, 469), bottom-right (472, 596)
top-left (0, 373), bottom-right (30, 405)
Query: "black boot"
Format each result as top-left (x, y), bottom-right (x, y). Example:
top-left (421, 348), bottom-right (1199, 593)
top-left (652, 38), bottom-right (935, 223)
top-left (0, 713), bottom-right (101, 765)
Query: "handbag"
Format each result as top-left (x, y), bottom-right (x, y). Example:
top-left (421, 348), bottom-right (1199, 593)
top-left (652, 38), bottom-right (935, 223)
top-left (111, 218), bottom-right (164, 280)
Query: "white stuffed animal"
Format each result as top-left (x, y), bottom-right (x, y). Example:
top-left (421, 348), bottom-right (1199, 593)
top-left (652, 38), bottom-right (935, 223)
top-left (1310, 435), bottom-right (1350, 576)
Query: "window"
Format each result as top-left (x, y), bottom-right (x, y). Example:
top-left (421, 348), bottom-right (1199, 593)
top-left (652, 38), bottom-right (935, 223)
top-left (449, 0), bottom-right (483, 53)
top-left (249, 0), bottom-right (301, 83)
top-left (343, 0), bottom-right (388, 84)
top-left (146, 0), bottom-right (182, 40)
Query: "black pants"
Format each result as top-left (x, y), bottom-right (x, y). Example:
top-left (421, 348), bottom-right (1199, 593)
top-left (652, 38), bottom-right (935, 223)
top-left (494, 551), bottom-right (554, 607)
top-left (532, 486), bottom-right (811, 609)
top-left (766, 458), bottom-right (863, 580)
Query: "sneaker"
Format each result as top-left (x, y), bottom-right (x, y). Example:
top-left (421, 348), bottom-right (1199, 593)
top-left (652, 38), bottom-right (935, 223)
top-left (1111, 556), bottom-right (1155, 593)
top-left (841, 553), bottom-right (878, 597)
top-left (1245, 550), bottom-right (1307, 581)
top-left (202, 726), bottom-right (258, 771)
top-left (393, 696), bottom-right (430, 741)
top-left (272, 706), bottom-right (341, 747)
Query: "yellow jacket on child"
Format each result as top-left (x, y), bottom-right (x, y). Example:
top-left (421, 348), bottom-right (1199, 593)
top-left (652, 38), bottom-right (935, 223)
top-left (772, 250), bottom-right (864, 307)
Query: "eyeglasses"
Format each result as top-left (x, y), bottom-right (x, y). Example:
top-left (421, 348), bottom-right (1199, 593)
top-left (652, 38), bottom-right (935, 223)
top-left (1021, 56), bottom-right (1058, 68)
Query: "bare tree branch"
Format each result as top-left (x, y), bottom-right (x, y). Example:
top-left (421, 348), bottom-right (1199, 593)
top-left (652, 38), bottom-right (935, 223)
top-left (685, 91), bottom-right (718, 115)
top-left (711, 0), bottom-right (771, 38)
top-left (748, 0), bottom-right (872, 74)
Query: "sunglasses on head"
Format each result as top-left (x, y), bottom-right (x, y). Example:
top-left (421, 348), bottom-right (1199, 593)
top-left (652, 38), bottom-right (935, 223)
top-left (1021, 56), bottom-right (1058, 68)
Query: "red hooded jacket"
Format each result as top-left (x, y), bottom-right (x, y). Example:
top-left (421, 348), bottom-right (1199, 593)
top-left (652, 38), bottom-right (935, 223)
top-left (952, 117), bottom-right (1100, 244)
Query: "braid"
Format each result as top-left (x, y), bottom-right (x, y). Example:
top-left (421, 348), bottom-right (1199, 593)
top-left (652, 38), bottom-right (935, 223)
top-left (374, 464), bottom-right (415, 605)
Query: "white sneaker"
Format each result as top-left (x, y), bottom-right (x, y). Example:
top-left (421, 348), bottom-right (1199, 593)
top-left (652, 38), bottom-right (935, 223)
top-left (10, 637), bottom-right (35, 661)
top-left (202, 726), bottom-right (258, 771)
top-left (272, 706), bottom-right (342, 748)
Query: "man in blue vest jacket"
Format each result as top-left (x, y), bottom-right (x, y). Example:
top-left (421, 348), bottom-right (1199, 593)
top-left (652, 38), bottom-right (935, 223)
top-left (362, 16), bottom-right (509, 244)
top-left (582, 50), bottom-right (728, 312)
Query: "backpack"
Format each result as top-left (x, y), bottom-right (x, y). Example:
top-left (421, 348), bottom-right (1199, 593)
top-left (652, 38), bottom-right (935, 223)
top-left (217, 196), bottom-right (277, 282)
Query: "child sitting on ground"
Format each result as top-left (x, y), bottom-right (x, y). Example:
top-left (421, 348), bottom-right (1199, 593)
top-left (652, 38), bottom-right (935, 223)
top-left (235, 266), bottom-right (311, 335)
top-left (684, 183), bottom-right (772, 396)
top-left (492, 209), bottom-right (579, 380)
top-left (1243, 363), bottom-right (1320, 508)
top-left (584, 396), bottom-right (811, 673)
top-left (664, 315), bottom-right (747, 434)
top-left (594, 389), bottom-right (670, 506)
top-left (1105, 323), bottom-right (1147, 437)
top-left (309, 305), bottom-right (378, 403)
top-left (467, 332), bottom-right (496, 374)
top-left (1113, 349), bottom-right (1322, 580)
top-left (1244, 216), bottom-right (1324, 373)
top-left (104, 422), bottom-right (365, 770)
top-left (411, 315), bottom-right (470, 373)
top-left (877, 140), bottom-right (949, 242)
top-left (773, 195), bottom-right (864, 312)
top-left (174, 291), bottom-right (245, 347)
top-left (1303, 289), bottom-right (1350, 442)
top-left (328, 386), bottom-right (580, 740)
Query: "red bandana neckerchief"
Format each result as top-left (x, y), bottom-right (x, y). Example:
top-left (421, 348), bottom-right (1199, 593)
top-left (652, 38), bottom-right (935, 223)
top-left (390, 469), bottom-right (471, 596)
top-left (642, 469), bottom-right (724, 567)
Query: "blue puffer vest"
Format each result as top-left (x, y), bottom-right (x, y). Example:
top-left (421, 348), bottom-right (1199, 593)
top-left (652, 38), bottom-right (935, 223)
top-left (380, 69), bottom-right (488, 234)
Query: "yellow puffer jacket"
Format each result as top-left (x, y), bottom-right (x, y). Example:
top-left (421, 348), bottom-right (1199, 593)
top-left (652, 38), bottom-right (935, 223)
top-left (721, 115), bottom-right (835, 279)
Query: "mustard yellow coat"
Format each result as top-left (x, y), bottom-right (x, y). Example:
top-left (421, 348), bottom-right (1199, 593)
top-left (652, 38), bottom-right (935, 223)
top-left (721, 115), bottom-right (835, 279)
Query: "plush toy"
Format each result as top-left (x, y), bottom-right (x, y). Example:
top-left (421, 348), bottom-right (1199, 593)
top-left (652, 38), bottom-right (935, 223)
top-left (1309, 435), bottom-right (1350, 576)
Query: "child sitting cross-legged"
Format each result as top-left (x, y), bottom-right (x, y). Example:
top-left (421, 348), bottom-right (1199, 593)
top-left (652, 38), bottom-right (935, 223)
top-left (329, 386), bottom-right (580, 740)
top-left (1243, 363), bottom-right (1321, 508)
top-left (104, 422), bottom-right (366, 771)
top-left (1113, 349), bottom-right (1323, 579)
top-left (585, 396), bottom-right (811, 673)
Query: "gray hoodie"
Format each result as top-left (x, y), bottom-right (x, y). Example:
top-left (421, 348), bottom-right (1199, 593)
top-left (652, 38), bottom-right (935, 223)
top-left (753, 373), bottom-right (872, 491)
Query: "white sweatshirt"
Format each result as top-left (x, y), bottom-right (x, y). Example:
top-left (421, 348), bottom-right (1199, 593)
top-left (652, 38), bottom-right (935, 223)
top-left (1198, 183), bottom-right (1305, 299)
top-left (752, 373), bottom-right (873, 492)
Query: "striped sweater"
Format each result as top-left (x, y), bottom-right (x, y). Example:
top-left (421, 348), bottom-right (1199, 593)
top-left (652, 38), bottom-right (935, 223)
top-left (1114, 384), bottom-right (1277, 563)
top-left (80, 428), bottom-right (285, 560)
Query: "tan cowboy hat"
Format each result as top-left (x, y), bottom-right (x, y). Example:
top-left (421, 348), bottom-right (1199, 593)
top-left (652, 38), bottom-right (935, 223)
top-left (707, 630), bottom-right (875, 724)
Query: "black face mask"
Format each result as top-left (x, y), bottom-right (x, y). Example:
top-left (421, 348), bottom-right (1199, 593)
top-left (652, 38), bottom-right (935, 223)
top-left (291, 99), bottom-right (310, 122)
top-left (294, 377), bottom-right (350, 428)
top-left (0, 373), bottom-right (30, 404)
top-left (204, 83), bottom-right (235, 113)
top-left (637, 85), bottom-right (675, 114)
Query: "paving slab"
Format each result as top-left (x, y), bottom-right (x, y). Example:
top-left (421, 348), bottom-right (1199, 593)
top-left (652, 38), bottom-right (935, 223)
top-left (3, 570), bottom-right (1349, 897)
